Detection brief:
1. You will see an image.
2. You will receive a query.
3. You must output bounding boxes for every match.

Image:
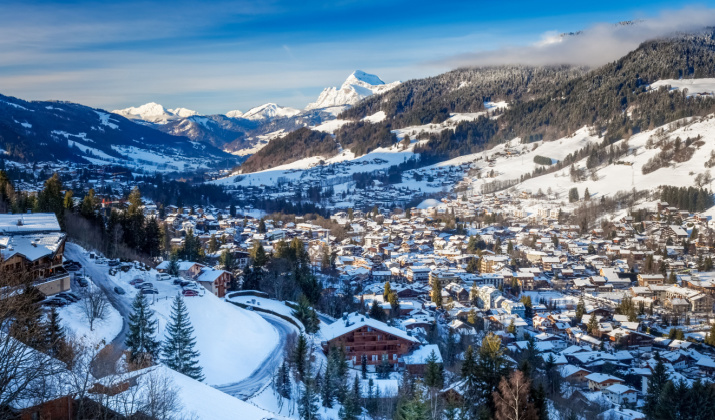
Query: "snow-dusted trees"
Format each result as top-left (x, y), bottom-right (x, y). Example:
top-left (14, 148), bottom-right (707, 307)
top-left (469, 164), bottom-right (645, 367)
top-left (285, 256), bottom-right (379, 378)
top-left (161, 294), bottom-right (203, 381)
top-left (126, 292), bottom-right (160, 366)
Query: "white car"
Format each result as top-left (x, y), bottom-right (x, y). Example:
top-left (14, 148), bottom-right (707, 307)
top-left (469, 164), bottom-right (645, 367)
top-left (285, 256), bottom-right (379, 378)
top-left (156, 273), bottom-right (171, 281)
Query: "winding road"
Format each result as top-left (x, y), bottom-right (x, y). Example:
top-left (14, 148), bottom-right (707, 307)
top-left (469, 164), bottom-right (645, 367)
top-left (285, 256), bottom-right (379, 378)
top-left (65, 244), bottom-right (133, 377)
top-left (215, 313), bottom-right (298, 400)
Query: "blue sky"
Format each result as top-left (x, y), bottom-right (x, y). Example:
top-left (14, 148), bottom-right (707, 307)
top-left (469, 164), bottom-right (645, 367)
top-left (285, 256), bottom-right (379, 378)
top-left (0, 1), bottom-right (710, 114)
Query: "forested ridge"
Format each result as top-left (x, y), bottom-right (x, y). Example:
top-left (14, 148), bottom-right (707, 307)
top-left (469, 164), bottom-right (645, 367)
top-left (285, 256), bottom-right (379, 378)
top-left (241, 30), bottom-right (715, 171)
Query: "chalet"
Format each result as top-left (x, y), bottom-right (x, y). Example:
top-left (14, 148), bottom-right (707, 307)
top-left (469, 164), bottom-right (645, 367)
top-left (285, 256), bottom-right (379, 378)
top-left (0, 213), bottom-right (70, 296)
top-left (585, 373), bottom-right (624, 391)
top-left (637, 274), bottom-right (664, 287)
top-left (603, 384), bottom-right (638, 405)
top-left (321, 312), bottom-right (420, 365)
top-left (196, 267), bottom-right (232, 298)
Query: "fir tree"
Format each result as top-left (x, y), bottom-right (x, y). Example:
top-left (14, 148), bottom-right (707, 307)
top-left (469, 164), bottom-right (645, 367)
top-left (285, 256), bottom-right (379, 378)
top-left (161, 294), bottom-right (204, 381)
top-left (361, 354), bottom-right (368, 379)
top-left (368, 299), bottom-right (386, 322)
top-left (431, 278), bottom-right (443, 307)
top-left (126, 292), bottom-right (160, 365)
top-left (294, 333), bottom-right (308, 381)
top-left (424, 350), bottom-right (443, 389)
top-left (45, 306), bottom-right (66, 357)
top-left (644, 355), bottom-right (669, 420)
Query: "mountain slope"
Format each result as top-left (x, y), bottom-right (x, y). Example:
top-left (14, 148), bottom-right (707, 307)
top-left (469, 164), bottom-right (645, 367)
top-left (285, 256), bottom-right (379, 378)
top-left (0, 94), bottom-right (235, 170)
top-left (234, 30), bottom-right (715, 174)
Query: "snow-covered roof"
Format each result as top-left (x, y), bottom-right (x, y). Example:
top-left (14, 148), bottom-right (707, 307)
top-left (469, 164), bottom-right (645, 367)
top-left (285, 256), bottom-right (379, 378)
top-left (322, 312), bottom-right (419, 343)
top-left (0, 213), bottom-right (61, 234)
top-left (403, 344), bottom-right (442, 365)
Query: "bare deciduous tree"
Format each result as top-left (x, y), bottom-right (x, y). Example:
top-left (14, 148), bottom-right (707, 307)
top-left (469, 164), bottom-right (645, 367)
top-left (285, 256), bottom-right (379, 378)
top-left (493, 370), bottom-right (538, 420)
top-left (80, 287), bottom-right (109, 331)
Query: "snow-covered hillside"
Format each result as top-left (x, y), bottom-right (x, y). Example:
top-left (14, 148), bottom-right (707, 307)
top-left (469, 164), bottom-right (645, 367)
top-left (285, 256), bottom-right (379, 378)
top-left (306, 70), bottom-right (400, 111)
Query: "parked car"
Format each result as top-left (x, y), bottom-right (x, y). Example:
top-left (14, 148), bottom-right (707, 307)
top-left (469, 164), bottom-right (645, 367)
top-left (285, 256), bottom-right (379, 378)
top-left (172, 278), bottom-right (183, 285)
top-left (108, 260), bottom-right (120, 267)
top-left (114, 286), bottom-right (126, 295)
top-left (129, 278), bottom-right (144, 286)
top-left (140, 282), bottom-right (154, 289)
top-left (156, 273), bottom-right (171, 281)
top-left (182, 289), bottom-right (199, 297)
top-left (77, 277), bottom-right (89, 287)
top-left (57, 292), bottom-right (79, 302)
top-left (43, 297), bottom-right (68, 307)
top-left (142, 288), bottom-right (159, 295)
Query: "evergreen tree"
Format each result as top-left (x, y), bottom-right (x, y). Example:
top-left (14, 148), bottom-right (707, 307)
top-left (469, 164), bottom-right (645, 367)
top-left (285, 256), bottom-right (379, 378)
top-left (275, 360), bottom-right (291, 399)
top-left (431, 278), bottom-right (443, 307)
top-left (143, 216), bottom-right (161, 258)
top-left (251, 242), bottom-right (268, 267)
top-left (161, 294), bottom-right (204, 381)
top-left (294, 333), bottom-right (308, 381)
top-left (575, 295), bottom-right (586, 321)
top-left (361, 354), bottom-right (368, 379)
top-left (383, 281), bottom-right (392, 301)
top-left (167, 252), bottom-right (180, 277)
top-left (126, 292), bottom-right (160, 365)
top-left (207, 234), bottom-right (219, 254)
top-left (586, 312), bottom-right (599, 334)
top-left (644, 355), bottom-right (669, 420)
top-left (368, 299), bottom-right (386, 322)
top-left (424, 350), bottom-right (443, 389)
top-left (292, 295), bottom-right (320, 334)
top-left (45, 306), bottom-right (66, 357)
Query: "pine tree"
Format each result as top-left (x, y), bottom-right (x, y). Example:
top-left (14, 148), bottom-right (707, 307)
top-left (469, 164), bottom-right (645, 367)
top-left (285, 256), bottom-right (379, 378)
top-left (126, 292), bottom-right (160, 365)
top-left (45, 306), bottom-right (66, 357)
top-left (586, 312), bottom-right (599, 335)
top-left (161, 294), bottom-right (203, 380)
top-left (143, 216), bottom-right (161, 257)
top-left (275, 360), bottom-right (291, 399)
top-left (167, 252), bottom-right (180, 276)
top-left (361, 354), bottom-right (368, 379)
top-left (298, 361), bottom-right (319, 420)
top-left (294, 333), bottom-right (308, 381)
top-left (292, 295), bottom-right (320, 334)
top-left (368, 299), bottom-right (386, 322)
top-left (383, 281), bottom-right (392, 301)
top-left (424, 350), bottom-right (443, 389)
top-left (644, 355), bottom-right (669, 420)
top-left (431, 278), bottom-right (443, 307)
top-left (575, 295), bottom-right (585, 320)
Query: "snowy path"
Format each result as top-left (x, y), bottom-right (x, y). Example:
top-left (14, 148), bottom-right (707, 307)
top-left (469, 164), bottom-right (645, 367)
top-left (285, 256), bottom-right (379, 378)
top-left (65, 243), bottom-right (132, 377)
top-left (215, 313), bottom-right (297, 400)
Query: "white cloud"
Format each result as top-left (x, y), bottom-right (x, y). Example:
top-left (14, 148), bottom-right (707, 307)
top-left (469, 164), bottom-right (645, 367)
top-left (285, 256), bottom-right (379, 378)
top-left (439, 7), bottom-right (715, 68)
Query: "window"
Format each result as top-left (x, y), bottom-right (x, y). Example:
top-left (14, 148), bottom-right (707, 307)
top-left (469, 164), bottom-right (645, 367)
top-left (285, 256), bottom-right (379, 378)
top-left (393, 354), bottom-right (398, 360)
top-left (382, 354), bottom-right (388, 361)
top-left (377, 335), bottom-right (381, 341)
top-left (372, 354), bottom-right (378, 362)
top-left (352, 356), bottom-right (356, 363)
top-left (346, 346), bottom-right (350, 351)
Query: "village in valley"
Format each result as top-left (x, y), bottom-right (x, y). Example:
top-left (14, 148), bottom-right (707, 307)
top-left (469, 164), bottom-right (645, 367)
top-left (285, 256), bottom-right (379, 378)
top-left (4, 144), bottom-right (715, 419)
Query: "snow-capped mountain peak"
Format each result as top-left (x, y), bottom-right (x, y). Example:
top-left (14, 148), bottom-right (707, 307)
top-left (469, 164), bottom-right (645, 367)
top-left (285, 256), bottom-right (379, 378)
top-left (305, 70), bottom-right (400, 111)
top-left (225, 110), bottom-right (244, 119)
top-left (112, 102), bottom-right (198, 123)
top-left (242, 103), bottom-right (301, 121)
top-left (345, 70), bottom-right (386, 87)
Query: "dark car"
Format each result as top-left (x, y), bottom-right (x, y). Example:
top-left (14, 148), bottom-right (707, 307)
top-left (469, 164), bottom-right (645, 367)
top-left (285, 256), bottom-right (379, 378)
top-left (141, 288), bottom-right (158, 295)
top-left (77, 277), bottom-right (89, 287)
top-left (43, 297), bottom-right (68, 307)
top-left (114, 286), bottom-right (126, 295)
top-left (182, 289), bottom-right (199, 297)
top-left (57, 292), bottom-right (79, 302)
top-left (108, 260), bottom-right (120, 267)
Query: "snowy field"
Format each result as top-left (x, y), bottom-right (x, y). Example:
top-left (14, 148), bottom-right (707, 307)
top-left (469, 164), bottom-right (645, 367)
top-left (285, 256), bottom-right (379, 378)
top-left (226, 295), bottom-right (301, 326)
top-left (56, 291), bottom-right (123, 348)
top-left (650, 78), bottom-right (715, 95)
top-left (109, 267), bottom-right (280, 386)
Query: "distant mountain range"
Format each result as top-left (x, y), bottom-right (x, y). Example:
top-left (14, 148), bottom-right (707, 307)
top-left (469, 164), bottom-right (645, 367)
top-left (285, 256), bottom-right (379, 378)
top-left (110, 70), bottom-right (401, 155)
top-left (0, 95), bottom-right (235, 172)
